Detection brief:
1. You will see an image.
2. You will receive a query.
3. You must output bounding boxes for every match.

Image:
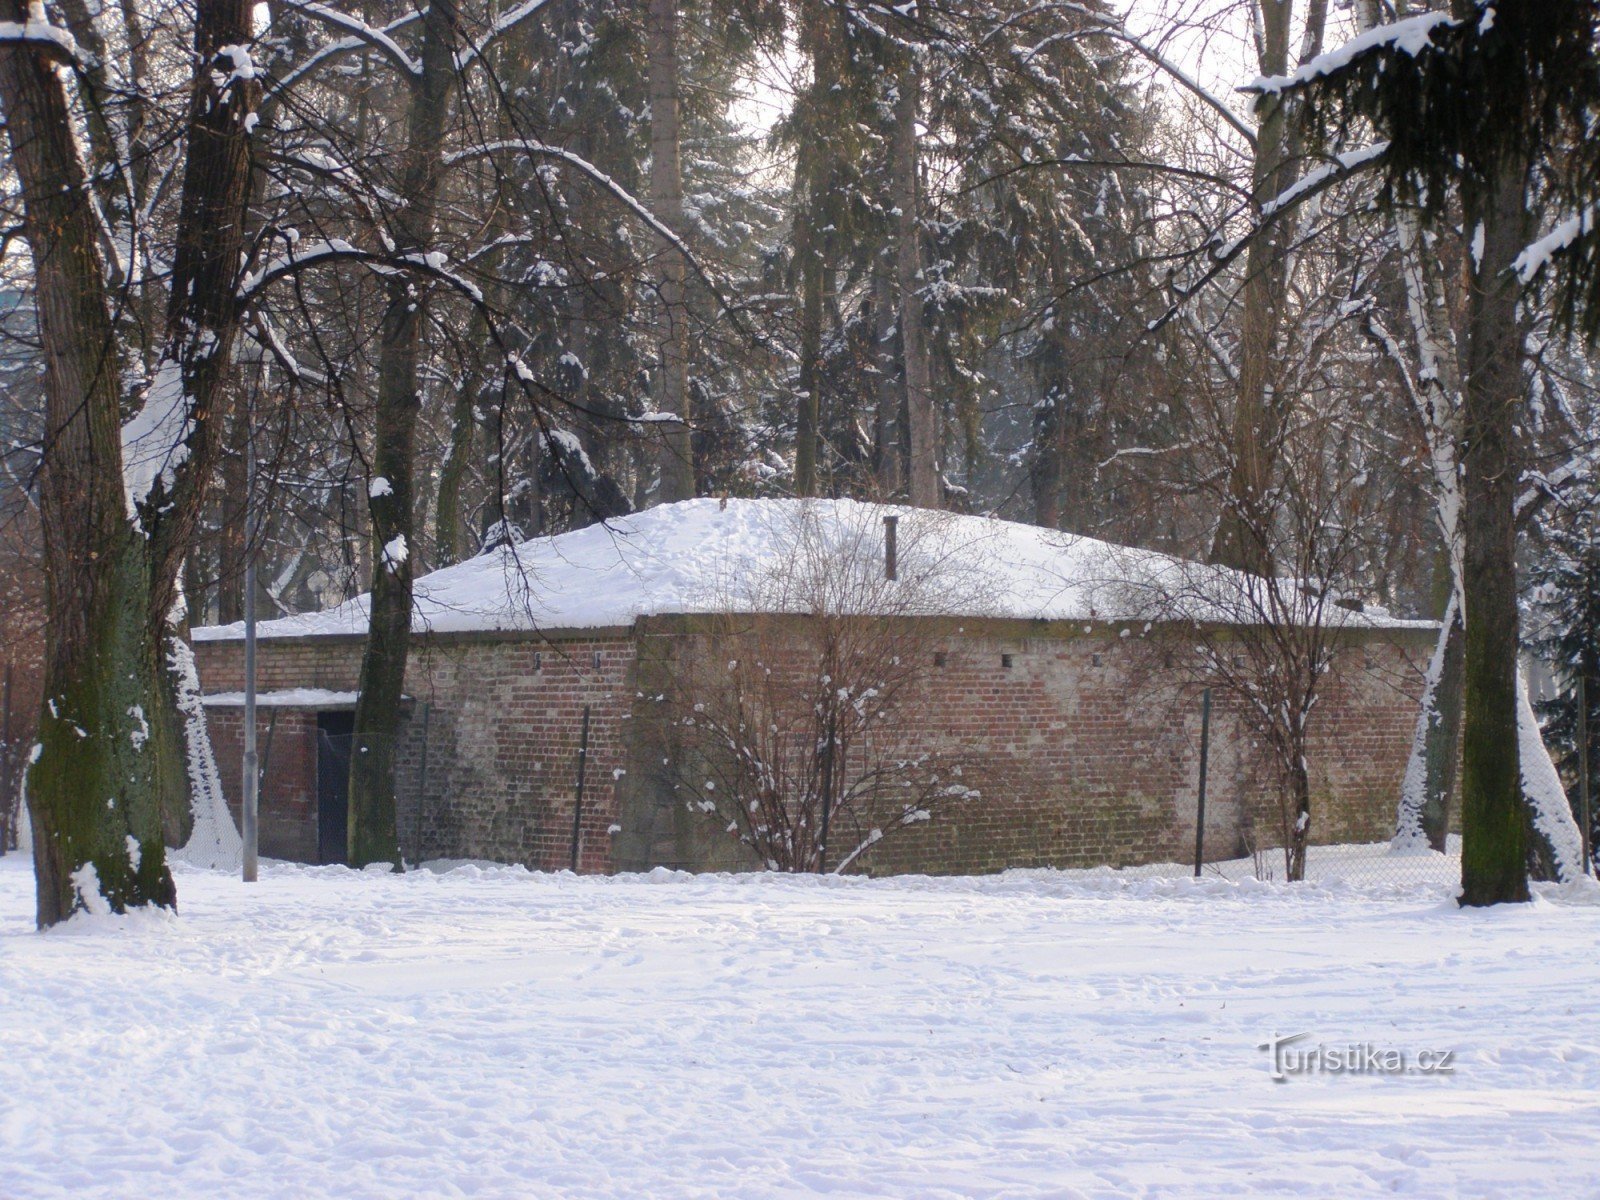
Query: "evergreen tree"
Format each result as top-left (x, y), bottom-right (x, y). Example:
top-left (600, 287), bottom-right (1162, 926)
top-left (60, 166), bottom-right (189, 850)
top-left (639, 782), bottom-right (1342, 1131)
top-left (1262, 0), bottom-right (1600, 904)
top-left (1530, 488), bottom-right (1600, 867)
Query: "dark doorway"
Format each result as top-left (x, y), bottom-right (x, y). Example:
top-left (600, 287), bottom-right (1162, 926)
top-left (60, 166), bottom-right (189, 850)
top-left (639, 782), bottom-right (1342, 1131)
top-left (316, 711), bottom-right (355, 865)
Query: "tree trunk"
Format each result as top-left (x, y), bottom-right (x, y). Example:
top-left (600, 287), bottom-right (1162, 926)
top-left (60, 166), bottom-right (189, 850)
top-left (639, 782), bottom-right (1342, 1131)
top-left (1426, 606), bottom-right (1464, 849)
top-left (0, 0), bottom-right (257, 925)
top-left (893, 60), bottom-right (937, 509)
top-left (347, 0), bottom-right (456, 869)
top-left (434, 373), bottom-right (476, 565)
top-left (1210, 0), bottom-right (1309, 574)
top-left (648, 0), bottom-right (694, 504)
top-left (871, 260), bottom-right (901, 498)
top-left (795, 220), bottom-right (825, 498)
top-left (1457, 157), bottom-right (1531, 907)
top-left (1396, 594), bottom-right (1464, 852)
top-left (1285, 755), bottom-right (1311, 882)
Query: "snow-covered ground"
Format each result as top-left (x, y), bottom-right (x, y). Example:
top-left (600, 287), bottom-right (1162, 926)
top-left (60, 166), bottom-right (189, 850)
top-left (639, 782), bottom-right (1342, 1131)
top-left (3, 856), bottom-right (1599, 1199)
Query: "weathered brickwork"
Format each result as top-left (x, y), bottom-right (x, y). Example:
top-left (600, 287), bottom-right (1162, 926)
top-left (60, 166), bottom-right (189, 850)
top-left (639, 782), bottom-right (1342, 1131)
top-left (196, 617), bottom-right (1430, 876)
top-left (395, 633), bottom-right (634, 871)
top-left (207, 706), bottom-right (320, 862)
top-left (197, 630), bottom-right (634, 871)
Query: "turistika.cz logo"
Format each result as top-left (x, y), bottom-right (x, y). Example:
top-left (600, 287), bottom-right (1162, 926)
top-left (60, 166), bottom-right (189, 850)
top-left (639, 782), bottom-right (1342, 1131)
top-left (1258, 1032), bottom-right (1456, 1082)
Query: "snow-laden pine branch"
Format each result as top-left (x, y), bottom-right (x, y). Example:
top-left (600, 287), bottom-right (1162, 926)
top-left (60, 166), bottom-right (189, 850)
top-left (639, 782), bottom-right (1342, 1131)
top-left (1250, 11), bottom-right (1455, 95)
top-left (1514, 204), bottom-right (1600, 283)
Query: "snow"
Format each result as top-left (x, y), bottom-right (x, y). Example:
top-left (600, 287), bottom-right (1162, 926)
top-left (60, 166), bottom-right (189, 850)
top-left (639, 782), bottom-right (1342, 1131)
top-left (2, 853), bottom-right (1600, 1197)
top-left (368, 476), bottom-right (392, 499)
top-left (381, 533), bottom-right (408, 572)
top-left (65, 861), bottom-right (108, 917)
top-left (200, 687), bottom-right (360, 708)
top-left (1517, 672), bottom-right (1586, 881)
top-left (121, 359), bottom-right (192, 520)
top-left (193, 498), bottom-right (1433, 643)
top-left (168, 634), bottom-right (243, 872)
top-left (1514, 204), bottom-right (1600, 282)
top-left (1250, 11), bottom-right (1455, 94)
top-left (0, 19), bottom-right (80, 59)
top-left (289, 2), bottom-right (421, 76)
top-left (213, 43), bottom-right (256, 83)
top-left (1260, 142), bottom-right (1389, 219)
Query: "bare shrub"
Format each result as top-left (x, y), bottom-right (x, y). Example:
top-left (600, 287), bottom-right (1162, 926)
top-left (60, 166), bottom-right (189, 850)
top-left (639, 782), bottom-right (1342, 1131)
top-left (664, 502), bottom-right (994, 872)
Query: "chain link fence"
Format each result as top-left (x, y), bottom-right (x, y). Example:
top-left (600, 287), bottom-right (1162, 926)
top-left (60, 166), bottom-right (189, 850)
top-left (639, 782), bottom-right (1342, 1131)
top-left (1086, 836), bottom-right (1464, 889)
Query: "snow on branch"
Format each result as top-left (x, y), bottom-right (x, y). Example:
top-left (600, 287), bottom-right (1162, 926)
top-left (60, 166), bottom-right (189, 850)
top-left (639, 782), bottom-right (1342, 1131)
top-left (1262, 143), bottom-right (1389, 218)
top-left (0, 19), bottom-right (80, 63)
top-left (1249, 11), bottom-right (1455, 95)
top-left (274, 1), bottom-right (421, 76)
top-left (1514, 204), bottom-right (1600, 283)
top-left (268, 9), bottom-right (422, 95)
top-left (238, 237), bottom-right (483, 308)
top-left (1148, 143), bottom-right (1389, 331)
top-left (454, 0), bottom-right (558, 72)
top-left (444, 140), bottom-right (730, 314)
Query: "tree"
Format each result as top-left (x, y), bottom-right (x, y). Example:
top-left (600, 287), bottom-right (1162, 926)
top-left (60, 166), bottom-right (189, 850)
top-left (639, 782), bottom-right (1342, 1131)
top-left (648, 0), bottom-right (696, 504)
top-left (1262, 0), bottom-right (1600, 903)
top-left (0, 0), bottom-right (259, 924)
top-left (1209, 0), bottom-right (1330, 577)
top-left (1131, 316), bottom-right (1381, 881)
top-left (345, 0), bottom-right (460, 870)
top-left (1530, 483), bottom-right (1600, 868)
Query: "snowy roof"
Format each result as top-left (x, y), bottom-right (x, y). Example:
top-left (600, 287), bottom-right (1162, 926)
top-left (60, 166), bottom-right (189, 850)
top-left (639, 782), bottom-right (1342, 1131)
top-left (192, 497), bottom-right (1432, 642)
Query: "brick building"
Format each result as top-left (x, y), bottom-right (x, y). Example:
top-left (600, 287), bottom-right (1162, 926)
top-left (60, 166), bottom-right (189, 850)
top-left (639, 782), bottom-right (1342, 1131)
top-left (193, 498), bottom-right (1434, 875)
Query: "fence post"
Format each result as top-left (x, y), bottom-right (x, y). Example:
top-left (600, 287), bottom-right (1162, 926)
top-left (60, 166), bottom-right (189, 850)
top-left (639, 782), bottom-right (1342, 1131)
top-left (569, 705), bottom-right (591, 872)
top-left (1194, 687), bottom-right (1212, 879)
top-left (817, 707), bottom-right (837, 874)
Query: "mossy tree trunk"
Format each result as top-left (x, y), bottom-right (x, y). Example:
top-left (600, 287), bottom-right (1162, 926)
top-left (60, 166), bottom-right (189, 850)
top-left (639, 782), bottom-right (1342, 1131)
top-left (0, 0), bottom-right (258, 925)
top-left (347, 0), bottom-right (457, 869)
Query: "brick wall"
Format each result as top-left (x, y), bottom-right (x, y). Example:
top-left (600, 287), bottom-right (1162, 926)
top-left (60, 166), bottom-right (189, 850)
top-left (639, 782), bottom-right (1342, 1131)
top-left (195, 636), bottom-right (365, 862)
top-left (196, 630), bottom-right (635, 871)
top-left (397, 633), bottom-right (634, 870)
top-left (207, 706), bottom-right (320, 861)
top-left (195, 616), bottom-right (1430, 877)
top-left (621, 616), bottom-right (1431, 877)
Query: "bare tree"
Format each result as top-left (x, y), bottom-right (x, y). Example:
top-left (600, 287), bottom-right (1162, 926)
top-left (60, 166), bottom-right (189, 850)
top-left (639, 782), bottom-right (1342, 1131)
top-left (0, 0), bottom-right (259, 924)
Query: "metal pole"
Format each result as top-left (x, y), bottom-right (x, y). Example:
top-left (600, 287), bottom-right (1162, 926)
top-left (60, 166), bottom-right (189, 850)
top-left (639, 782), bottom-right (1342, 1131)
top-left (569, 705), bottom-right (591, 872)
top-left (1194, 687), bottom-right (1212, 878)
top-left (1579, 673), bottom-right (1592, 877)
top-left (242, 405), bottom-right (259, 883)
top-left (817, 707), bottom-right (836, 874)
